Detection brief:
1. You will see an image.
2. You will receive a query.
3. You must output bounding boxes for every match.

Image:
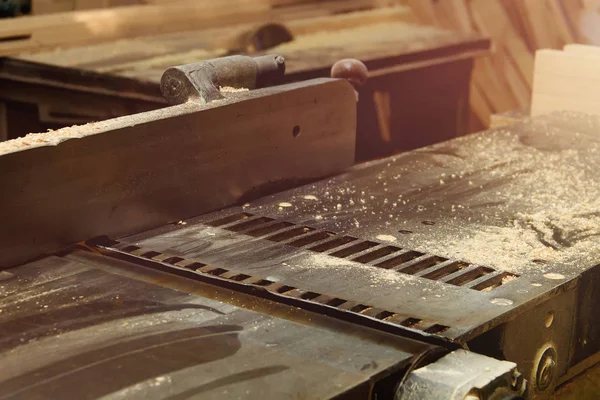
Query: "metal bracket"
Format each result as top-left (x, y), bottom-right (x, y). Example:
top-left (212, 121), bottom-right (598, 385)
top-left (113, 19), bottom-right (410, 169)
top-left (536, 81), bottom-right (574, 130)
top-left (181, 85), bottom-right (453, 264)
top-left (395, 350), bottom-right (526, 400)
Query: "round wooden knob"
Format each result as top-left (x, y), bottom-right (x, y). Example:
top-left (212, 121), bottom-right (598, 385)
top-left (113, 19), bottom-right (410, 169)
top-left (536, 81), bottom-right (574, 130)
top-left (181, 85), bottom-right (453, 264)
top-left (330, 59), bottom-right (368, 88)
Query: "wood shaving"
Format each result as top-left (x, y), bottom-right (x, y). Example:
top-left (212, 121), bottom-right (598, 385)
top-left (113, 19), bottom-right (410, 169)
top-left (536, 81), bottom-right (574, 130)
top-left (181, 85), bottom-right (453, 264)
top-left (376, 234), bottom-right (397, 242)
top-left (220, 86), bottom-right (249, 93)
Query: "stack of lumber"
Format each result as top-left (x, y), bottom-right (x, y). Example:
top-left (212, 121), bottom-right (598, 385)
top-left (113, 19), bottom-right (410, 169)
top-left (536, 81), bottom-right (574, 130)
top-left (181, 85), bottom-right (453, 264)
top-left (394, 0), bottom-right (596, 130)
top-left (531, 44), bottom-right (600, 117)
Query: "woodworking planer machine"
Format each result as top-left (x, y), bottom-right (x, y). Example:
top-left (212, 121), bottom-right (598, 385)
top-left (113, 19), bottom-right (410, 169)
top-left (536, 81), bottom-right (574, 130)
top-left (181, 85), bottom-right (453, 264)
top-left (0, 55), bottom-right (599, 399)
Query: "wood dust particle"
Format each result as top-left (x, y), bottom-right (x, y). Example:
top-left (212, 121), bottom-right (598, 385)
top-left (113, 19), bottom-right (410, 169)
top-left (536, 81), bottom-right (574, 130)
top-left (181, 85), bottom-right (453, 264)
top-left (220, 86), bottom-right (249, 93)
top-left (376, 234), bottom-right (397, 242)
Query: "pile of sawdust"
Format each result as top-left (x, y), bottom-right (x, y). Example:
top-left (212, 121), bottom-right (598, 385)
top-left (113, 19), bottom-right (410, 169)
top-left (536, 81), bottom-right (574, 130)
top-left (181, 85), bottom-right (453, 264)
top-left (289, 253), bottom-right (417, 286)
top-left (0, 125), bottom-right (91, 155)
top-left (414, 132), bottom-right (600, 274)
top-left (220, 86), bottom-right (249, 93)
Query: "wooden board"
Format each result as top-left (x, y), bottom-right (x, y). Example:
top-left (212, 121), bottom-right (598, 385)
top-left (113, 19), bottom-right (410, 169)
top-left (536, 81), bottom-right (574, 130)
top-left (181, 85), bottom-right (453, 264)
top-left (0, 78), bottom-right (357, 267)
top-left (563, 43), bottom-right (600, 57)
top-left (15, 18), bottom-right (487, 84)
top-left (531, 49), bottom-right (600, 116)
top-left (470, 0), bottom-right (534, 90)
top-left (0, 1), bottom-right (270, 56)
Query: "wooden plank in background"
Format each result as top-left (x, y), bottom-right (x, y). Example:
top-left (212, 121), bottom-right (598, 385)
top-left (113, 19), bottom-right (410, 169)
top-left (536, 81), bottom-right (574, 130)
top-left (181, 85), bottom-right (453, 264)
top-left (0, 78), bottom-right (357, 268)
top-left (559, 0), bottom-right (587, 43)
top-left (287, 7), bottom-right (415, 36)
top-left (271, 0), bottom-right (375, 20)
top-left (469, 0), bottom-right (534, 115)
top-left (33, 0), bottom-right (76, 14)
top-left (470, 0), bottom-right (534, 88)
top-left (563, 43), bottom-right (600, 56)
top-left (0, 1), bottom-right (270, 56)
top-left (531, 49), bottom-right (600, 116)
top-left (520, 0), bottom-right (563, 50)
top-left (547, 0), bottom-right (577, 44)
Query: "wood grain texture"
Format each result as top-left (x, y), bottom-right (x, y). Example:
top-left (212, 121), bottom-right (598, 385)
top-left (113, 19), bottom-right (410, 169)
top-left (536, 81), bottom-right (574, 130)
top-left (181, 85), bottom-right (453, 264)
top-left (0, 1), bottom-right (269, 56)
top-left (532, 49), bottom-right (600, 116)
top-left (16, 19), bottom-right (486, 84)
top-left (470, 0), bottom-right (534, 88)
top-left (563, 43), bottom-right (600, 57)
top-left (0, 78), bottom-right (357, 267)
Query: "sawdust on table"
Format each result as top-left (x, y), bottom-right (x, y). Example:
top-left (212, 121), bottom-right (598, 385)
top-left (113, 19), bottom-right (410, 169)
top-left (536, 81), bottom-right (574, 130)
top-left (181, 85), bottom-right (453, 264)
top-left (302, 253), bottom-right (417, 286)
top-left (408, 125), bottom-right (600, 275)
top-left (0, 125), bottom-right (92, 155)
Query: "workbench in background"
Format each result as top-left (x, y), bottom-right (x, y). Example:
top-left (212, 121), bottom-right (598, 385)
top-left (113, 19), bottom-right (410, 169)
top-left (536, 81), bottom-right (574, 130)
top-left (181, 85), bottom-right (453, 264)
top-left (1, 5), bottom-right (488, 161)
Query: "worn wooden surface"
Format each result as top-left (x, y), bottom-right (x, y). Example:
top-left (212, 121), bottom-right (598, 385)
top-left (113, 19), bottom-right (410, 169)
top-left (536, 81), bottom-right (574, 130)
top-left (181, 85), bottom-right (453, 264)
top-left (0, 78), bottom-right (356, 268)
top-left (0, 1), bottom-right (270, 56)
top-left (16, 14), bottom-right (484, 84)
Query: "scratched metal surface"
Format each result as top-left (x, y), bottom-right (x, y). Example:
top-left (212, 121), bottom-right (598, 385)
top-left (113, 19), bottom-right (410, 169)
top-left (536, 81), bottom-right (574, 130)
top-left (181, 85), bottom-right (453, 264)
top-left (119, 111), bottom-right (600, 343)
top-left (0, 252), bottom-right (433, 400)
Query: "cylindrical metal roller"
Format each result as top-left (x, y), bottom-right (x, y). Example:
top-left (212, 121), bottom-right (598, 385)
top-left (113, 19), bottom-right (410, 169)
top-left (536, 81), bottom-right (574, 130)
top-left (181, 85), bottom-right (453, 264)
top-left (161, 54), bottom-right (286, 105)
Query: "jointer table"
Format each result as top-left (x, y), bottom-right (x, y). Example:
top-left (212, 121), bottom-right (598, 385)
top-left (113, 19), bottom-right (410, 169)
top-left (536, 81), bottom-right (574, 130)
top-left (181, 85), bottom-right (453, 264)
top-left (0, 57), bottom-right (598, 398)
